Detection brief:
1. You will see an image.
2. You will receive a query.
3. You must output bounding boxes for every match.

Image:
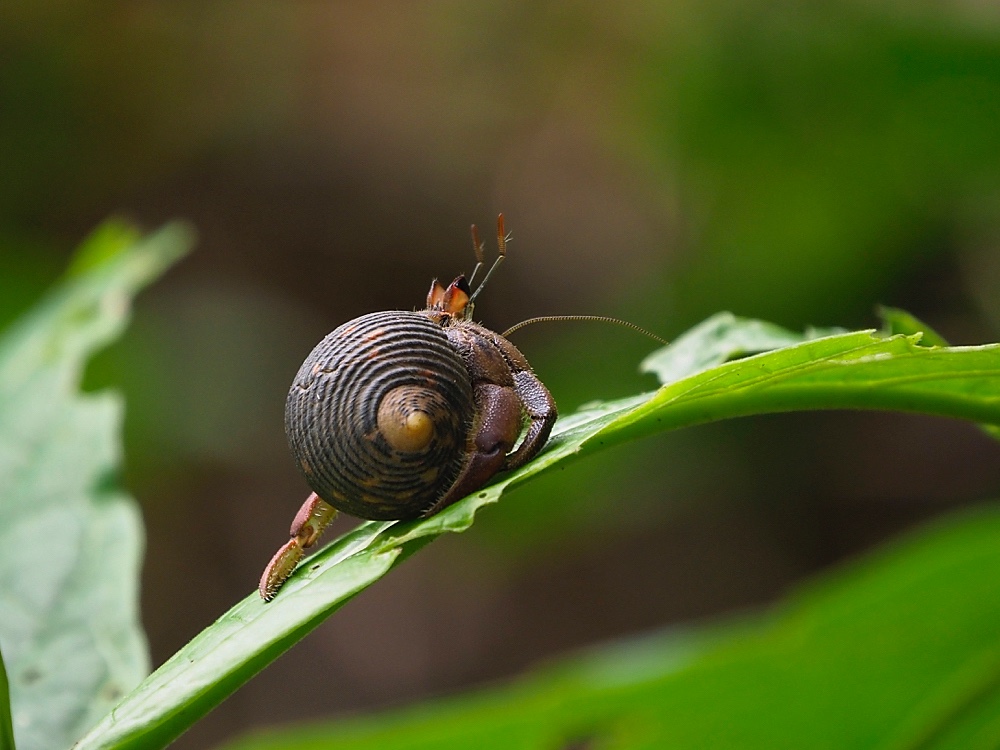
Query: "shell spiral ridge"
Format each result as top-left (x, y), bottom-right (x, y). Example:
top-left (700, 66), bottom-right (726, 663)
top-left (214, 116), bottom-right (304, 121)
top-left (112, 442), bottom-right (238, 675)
top-left (285, 310), bottom-right (475, 520)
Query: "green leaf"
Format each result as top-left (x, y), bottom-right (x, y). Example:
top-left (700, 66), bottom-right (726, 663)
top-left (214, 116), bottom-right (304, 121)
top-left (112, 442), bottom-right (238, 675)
top-left (218, 504), bottom-right (1000, 750)
top-left (0, 222), bottom-right (193, 750)
top-left (873, 307), bottom-right (1000, 446)
top-left (0, 647), bottom-right (15, 750)
top-left (74, 316), bottom-right (1000, 750)
top-left (639, 311), bottom-right (845, 384)
top-left (878, 305), bottom-right (950, 348)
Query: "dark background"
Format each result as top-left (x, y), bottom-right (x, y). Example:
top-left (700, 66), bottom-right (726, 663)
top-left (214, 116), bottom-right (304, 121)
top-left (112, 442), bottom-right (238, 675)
top-left (3, 3), bottom-right (1000, 748)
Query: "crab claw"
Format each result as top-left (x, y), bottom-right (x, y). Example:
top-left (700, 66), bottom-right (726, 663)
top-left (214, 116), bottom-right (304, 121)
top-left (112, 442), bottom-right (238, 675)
top-left (259, 538), bottom-right (305, 601)
top-left (259, 492), bottom-right (338, 601)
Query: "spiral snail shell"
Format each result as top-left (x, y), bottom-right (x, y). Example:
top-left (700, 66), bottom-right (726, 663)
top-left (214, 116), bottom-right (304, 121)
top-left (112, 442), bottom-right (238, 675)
top-left (260, 215), bottom-right (558, 600)
top-left (286, 310), bottom-right (475, 521)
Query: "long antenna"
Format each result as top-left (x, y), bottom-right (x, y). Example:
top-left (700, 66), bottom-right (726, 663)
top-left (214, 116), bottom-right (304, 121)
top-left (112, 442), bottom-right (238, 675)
top-left (468, 214), bottom-right (508, 305)
top-left (503, 315), bottom-right (669, 346)
top-left (467, 224), bottom-right (485, 287)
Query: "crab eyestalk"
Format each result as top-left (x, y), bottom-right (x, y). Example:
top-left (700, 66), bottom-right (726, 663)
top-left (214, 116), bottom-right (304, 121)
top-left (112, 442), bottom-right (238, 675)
top-left (259, 492), bottom-right (338, 601)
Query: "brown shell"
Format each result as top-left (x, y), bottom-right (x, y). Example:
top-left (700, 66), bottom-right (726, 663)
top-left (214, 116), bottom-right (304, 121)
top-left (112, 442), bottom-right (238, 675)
top-left (285, 310), bottom-right (475, 520)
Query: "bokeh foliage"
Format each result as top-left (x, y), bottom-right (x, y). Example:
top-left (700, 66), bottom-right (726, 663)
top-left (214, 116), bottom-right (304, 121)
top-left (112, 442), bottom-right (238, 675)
top-left (0, 224), bottom-right (192, 750)
top-left (632, 2), bottom-right (1000, 326)
top-left (2, 2), bottom-right (1000, 749)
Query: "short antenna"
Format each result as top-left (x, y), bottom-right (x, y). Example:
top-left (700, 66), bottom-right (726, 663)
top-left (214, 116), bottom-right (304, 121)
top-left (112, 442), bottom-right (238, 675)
top-left (503, 315), bottom-right (668, 346)
top-left (469, 214), bottom-right (508, 305)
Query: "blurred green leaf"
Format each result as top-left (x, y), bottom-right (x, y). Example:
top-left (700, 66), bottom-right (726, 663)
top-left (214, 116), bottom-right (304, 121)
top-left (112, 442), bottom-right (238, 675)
top-left (75, 316), bottom-right (1000, 750)
top-left (64, 222), bottom-right (144, 278)
top-left (634, 5), bottom-right (1000, 326)
top-left (219, 504), bottom-right (1000, 750)
top-left (0, 221), bottom-right (192, 750)
top-left (0, 647), bottom-right (14, 750)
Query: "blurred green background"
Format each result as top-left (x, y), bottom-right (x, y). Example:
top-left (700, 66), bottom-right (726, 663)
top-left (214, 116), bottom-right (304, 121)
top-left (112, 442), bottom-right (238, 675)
top-left (3, 2), bottom-right (1000, 748)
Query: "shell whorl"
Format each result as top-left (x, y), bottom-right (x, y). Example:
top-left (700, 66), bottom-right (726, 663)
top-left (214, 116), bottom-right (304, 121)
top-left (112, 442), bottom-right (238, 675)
top-left (285, 310), bottom-right (474, 520)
